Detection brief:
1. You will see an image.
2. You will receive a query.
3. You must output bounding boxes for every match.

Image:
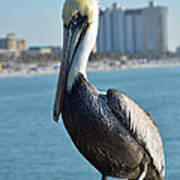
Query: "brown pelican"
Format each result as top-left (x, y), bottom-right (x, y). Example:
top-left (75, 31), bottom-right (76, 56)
top-left (53, 0), bottom-right (165, 179)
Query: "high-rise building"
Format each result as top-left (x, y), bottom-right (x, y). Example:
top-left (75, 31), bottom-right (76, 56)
top-left (0, 33), bottom-right (27, 51)
top-left (97, 1), bottom-right (168, 54)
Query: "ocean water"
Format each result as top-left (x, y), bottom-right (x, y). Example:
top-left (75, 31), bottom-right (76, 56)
top-left (0, 67), bottom-right (180, 180)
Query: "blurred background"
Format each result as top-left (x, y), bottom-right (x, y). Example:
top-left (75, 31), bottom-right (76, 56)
top-left (0, 0), bottom-right (179, 49)
top-left (0, 0), bottom-right (180, 180)
top-left (0, 0), bottom-right (180, 73)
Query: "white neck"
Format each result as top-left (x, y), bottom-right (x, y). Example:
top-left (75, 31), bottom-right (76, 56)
top-left (67, 6), bottom-right (98, 90)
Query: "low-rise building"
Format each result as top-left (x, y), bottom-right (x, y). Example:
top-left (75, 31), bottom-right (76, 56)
top-left (17, 39), bottom-right (27, 51)
top-left (0, 33), bottom-right (27, 51)
top-left (0, 49), bottom-right (21, 59)
top-left (176, 46), bottom-right (180, 54)
top-left (49, 46), bottom-right (61, 53)
top-left (25, 46), bottom-right (52, 56)
top-left (0, 64), bottom-right (3, 71)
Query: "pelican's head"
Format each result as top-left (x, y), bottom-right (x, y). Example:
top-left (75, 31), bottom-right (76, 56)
top-left (54, 0), bottom-right (99, 122)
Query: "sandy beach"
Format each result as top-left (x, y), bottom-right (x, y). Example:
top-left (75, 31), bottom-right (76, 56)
top-left (0, 59), bottom-right (180, 78)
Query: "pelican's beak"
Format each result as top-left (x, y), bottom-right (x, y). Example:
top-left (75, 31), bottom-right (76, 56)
top-left (53, 28), bottom-right (70, 122)
top-left (53, 13), bottom-right (89, 122)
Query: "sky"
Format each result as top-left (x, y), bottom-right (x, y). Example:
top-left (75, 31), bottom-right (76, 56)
top-left (0, 0), bottom-right (179, 51)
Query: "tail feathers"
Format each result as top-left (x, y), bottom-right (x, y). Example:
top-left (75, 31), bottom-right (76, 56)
top-left (129, 163), bottom-right (165, 180)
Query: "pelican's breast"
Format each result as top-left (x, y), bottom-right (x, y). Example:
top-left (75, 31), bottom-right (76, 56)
top-left (62, 73), bottom-right (145, 179)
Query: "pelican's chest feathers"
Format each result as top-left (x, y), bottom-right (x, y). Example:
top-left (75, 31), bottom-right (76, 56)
top-left (62, 73), bottom-right (107, 133)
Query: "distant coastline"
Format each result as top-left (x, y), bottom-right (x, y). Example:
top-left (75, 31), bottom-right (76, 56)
top-left (0, 59), bottom-right (180, 78)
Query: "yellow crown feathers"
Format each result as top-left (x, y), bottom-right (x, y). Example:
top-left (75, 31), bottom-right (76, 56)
top-left (62, 0), bottom-right (95, 26)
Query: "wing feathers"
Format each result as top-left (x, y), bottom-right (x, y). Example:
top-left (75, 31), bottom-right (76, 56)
top-left (107, 89), bottom-right (165, 179)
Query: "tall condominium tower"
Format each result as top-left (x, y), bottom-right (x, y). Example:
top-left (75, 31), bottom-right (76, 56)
top-left (97, 1), bottom-right (168, 54)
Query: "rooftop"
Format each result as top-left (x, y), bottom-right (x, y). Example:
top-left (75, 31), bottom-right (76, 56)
top-left (29, 46), bottom-right (50, 50)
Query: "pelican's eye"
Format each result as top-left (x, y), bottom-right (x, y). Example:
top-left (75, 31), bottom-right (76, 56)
top-left (68, 12), bottom-right (88, 30)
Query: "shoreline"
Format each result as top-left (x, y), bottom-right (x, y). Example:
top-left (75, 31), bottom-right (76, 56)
top-left (0, 60), bottom-right (180, 78)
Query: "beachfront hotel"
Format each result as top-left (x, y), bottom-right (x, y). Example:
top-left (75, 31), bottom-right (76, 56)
top-left (0, 33), bottom-right (27, 51)
top-left (97, 1), bottom-right (168, 54)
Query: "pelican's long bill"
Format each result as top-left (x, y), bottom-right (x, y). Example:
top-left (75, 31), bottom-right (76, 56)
top-left (53, 13), bottom-right (89, 122)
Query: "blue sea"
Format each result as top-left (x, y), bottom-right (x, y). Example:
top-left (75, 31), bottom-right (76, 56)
top-left (0, 67), bottom-right (180, 180)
